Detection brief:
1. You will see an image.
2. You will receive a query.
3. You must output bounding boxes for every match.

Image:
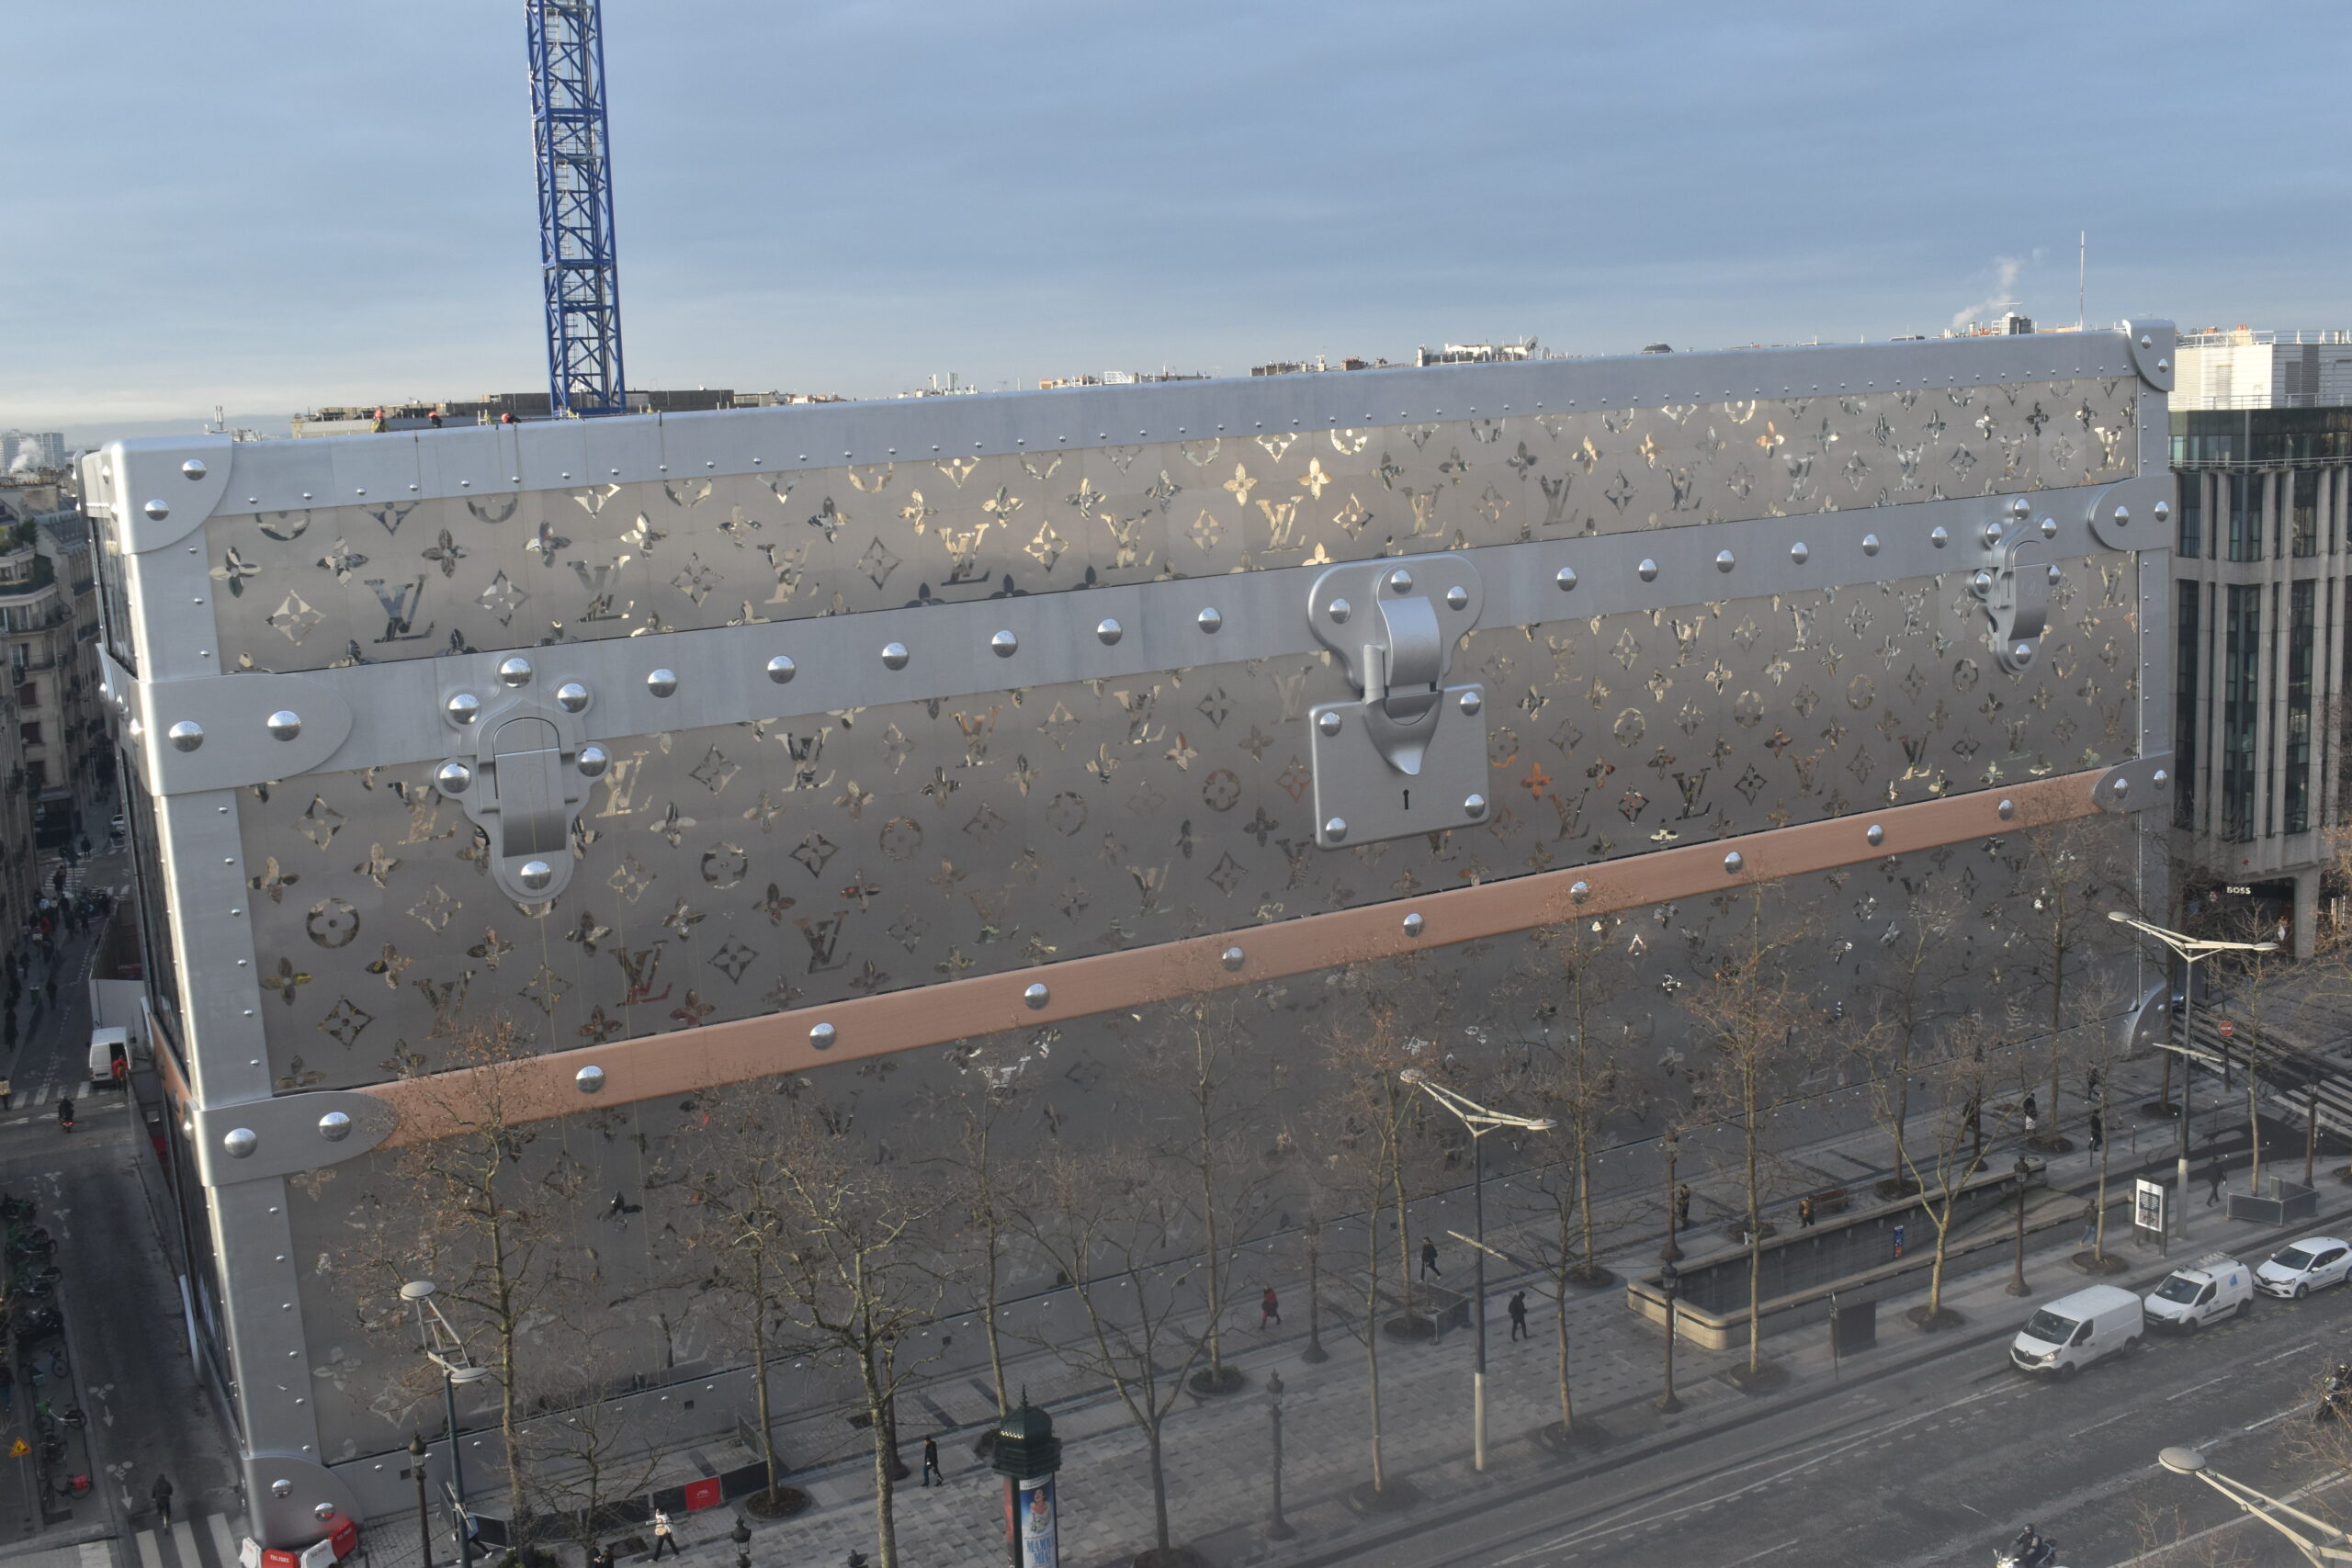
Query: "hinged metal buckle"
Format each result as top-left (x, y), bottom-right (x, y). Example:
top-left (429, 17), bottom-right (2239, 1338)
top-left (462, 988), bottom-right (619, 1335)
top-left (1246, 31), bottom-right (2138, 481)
top-left (1304, 554), bottom-right (1490, 850)
top-left (1971, 500), bottom-right (2055, 675)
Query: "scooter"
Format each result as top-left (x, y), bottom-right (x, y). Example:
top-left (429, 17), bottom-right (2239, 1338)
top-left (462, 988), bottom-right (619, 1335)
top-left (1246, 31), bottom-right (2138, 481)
top-left (1995, 1525), bottom-right (2063, 1568)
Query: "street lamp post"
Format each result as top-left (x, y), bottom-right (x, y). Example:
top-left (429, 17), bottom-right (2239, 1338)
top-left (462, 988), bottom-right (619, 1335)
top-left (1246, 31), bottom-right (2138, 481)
top-left (1661, 1130), bottom-right (1682, 1263)
top-left (2007, 1154), bottom-right (2031, 1297)
top-left (401, 1280), bottom-right (491, 1568)
top-left (409, 1434), bottom-right (432, 1568)
top-left (2158, 1445), bottom-right (2352, 1564)
top-left (729, 1516), bottom-right (751, 1568)
top-left (1657, 1258), bottom-right (1682, 1415)
top-left (1397, 1069), bottom-right (1555, 1473)
top-left (2109, 913), bottom-right (2278, 1244)
top-left (1263, 1371), bottom-right (1294, 1540)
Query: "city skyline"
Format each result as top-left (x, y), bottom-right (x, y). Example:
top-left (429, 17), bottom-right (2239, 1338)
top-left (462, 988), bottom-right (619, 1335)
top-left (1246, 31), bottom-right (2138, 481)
top-left (10, 0), bottom-right (2351, 443)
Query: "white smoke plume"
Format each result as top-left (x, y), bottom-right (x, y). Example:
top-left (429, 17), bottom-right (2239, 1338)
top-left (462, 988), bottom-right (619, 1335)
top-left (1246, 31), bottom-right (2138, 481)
top-left (1951, 256), bottom-right (2024, 333)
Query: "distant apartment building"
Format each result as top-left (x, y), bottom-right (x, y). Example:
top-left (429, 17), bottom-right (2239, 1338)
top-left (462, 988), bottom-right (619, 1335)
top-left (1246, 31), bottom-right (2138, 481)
top-left (0, 478), bottom-right (105, 842)
top-left (1, 432), bottom-right (66, 475)
top-left (2168, 330), bottom-right (2352, 951)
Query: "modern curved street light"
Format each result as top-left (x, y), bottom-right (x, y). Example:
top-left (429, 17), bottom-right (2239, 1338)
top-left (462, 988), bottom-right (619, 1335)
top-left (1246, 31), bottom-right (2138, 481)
top-left (402, 1280), bottom-right (492, 1568)
top-left (1397, 1068), bottom-right (1555, 1472)
top-left (2158, 1445), bottom-right (2352, 1563)
top-left (2109, 913), bottom-right (2278, 1246)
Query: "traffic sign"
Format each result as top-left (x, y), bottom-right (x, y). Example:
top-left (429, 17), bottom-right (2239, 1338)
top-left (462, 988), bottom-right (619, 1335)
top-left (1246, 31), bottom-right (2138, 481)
top-left (2219, 1020), bottom-right (2236, 1038)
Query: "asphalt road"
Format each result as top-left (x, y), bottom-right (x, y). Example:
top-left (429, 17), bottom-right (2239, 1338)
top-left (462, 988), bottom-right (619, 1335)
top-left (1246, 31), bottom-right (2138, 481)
top-left (1337, 1269), bottom-right (2352, 1568)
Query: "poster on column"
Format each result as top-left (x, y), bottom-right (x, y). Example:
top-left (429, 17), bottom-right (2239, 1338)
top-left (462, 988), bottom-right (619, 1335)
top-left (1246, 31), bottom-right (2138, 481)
top-left (1019, 1476), bottom-right (1057, 1568)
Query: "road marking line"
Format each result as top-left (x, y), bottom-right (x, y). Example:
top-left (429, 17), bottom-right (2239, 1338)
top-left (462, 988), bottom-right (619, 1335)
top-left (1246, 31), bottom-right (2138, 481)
top-left (172, 1517), bottom-right (200, 1568)
top-left (2245, 1403), bottom-right (2311, 1432)
top-left (2257, 1340), bottom-right (2320, 1366)
top-left (1722, 1542), bottom-right (1799, 1568)
top-left (2167, 1373), bottom-right (2230, 1402)
top-left (135, 1529), bottom-right (164, 1568)
top-left (207, 1512), bottom-right (239, 1568)
top-left (2071, 1409), bottom-right (2134, 1437)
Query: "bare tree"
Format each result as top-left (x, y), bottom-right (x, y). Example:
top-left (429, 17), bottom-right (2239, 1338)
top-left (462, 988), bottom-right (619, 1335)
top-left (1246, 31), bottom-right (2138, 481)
top-left (1679, 885), bottom-right (1815, 1381)
top-left (936, 1037), bottom-right (1045, 1428)
top-left (2016, 819), bottom-right (2105, 1151)
top-left (1015, 1147), bottom-right (1210, 1562)
top-left (1859, 884), bottom-right (1970, 1196)
top-left (768, 1082), bottom-right (945, 1568)
top-left (673, 1081), bottom-right (809, 1513)
top-left (1873, 1010), bottom-right (2013, 1325)
top-left (520, 1327), bottom-right (665, 1560)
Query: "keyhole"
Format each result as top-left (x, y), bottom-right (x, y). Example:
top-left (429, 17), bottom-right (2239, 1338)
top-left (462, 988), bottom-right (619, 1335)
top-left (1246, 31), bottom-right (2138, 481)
top-left (1402, 789), bottom-right (1412, 811)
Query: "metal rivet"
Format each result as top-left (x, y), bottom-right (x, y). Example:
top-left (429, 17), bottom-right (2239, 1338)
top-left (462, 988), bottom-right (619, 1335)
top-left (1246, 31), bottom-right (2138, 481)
top-left (2109, 776), bottom-right (2131, 799)
top-left (168, 720), bottom-right (204, 752)
top-left (1317, 711), bottom-right (1342, 737)
top-left (1555, 566), bottom-right (1578, 592)
top-left (881, 642), bottom-right (911, 670)
top-left (223, 1128), bottom-right (258, 1158)
top-left (2154, 500), bottom-right (2172, 523)
top-left (2039, 516), bottom-right (2057, 540)
top-left (1865, 824), bottom-right (1885, 846)
top-left (516, 861), bottom-right (554, 892)
top-left (435, 761), bottom-right (472, 795)
top-left (1445, 584), bottom-right (1469, 610)
top-left (808, 1021), bottom-right (837, 1050)
top-left (2153, 768), bottom-right (2170, 789)
top-left (575, 1065), bottom-right (606, 1094)
top-left (1221, 946), bottom-right (1246, 972)
top-left (2157, 357), bottom-right (2170, 374)
top-left (1457, 690), bottom-right (1483, 716)
top-left (1930, 526), bottom-right (1950, 548)
top-left (1464, 793), bottom-right (1487, 818)
top-left (2140, 333), bottom-right (2153, 349)
top-left (1402, 912), bottom-right (1425, 937)
top-left (2013, 643), bottom-right (2033, 662)
top-left (447, 693), bottom-right (481, 725)
top-left (142, 499), bottom-right (169, 521)
top-left (180, 459), bottom-right (208, 480)
top-left (318, 1111), bottom-right (353, 1143)
top-left (1723, 851), bottom-right (1744, 873)
top-left (2047, 564), bottom-right (2063, 583)
top-left (266, 710), bottom-right (302, 741)
top-left (1023, 982), bottom-right (1050, 1010)
top-left (1198, 607), bottom-right (1223, 633)
top-left (1861, 534), bottom-right (1881, 556)
top-left (556, 681), bottom-right (590, 712)
top-left (1790, 542), bottom-right (1810, 565)
top-left (2111, 505), bottom-right (2131, 526)
top-left (1972, 570), bottom-right (1996, 593)
top-left (1714, 550), bottom-right (1736, 572)
top-left (1637, 558), bottom-right (1659, 582)
top-left (497, 656), bottom-right (533, 687)
top-left (1387, 569), bottom-right (1415, 593)
top-left (313, 1505), bottom-right (335, 1524)
top-left (1569, 880), bottom-right (1590, 903)
top-left (1329, 598), bottom-right (1352, 625)
top-left (1096, 618), bottom-right (1123, 645)
top-left (1323, 817), bottom-right (1348, 842)
top-left (1997, 798), bottom-right (2015, 820)
top-left (270, 1482), bottom-right (293, 1501)
top-left (577, 744), bottom-right (609, 777)
top-left (990, 630), bottom-right (1019, 659)
top-left (766, 655), bottom-right (797, 684)
top-left (1982, 521), bottom-right (2005, 547)
top-left (646, 668), bottom-right (678, 697)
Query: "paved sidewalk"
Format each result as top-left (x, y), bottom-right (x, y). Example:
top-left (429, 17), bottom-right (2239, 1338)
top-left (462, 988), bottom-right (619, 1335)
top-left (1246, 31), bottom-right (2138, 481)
top-left (477, 1031), bottom-right (2352, 1568)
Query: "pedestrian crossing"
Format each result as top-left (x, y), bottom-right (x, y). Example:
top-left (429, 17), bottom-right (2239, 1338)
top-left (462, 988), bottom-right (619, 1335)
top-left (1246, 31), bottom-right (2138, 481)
top-left (127, 1512), bottom-right (241, 1568)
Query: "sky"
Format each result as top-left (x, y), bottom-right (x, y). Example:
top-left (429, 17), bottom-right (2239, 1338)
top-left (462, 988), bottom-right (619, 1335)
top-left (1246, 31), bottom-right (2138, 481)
top-left (9, 1), bottom-right (2352, 447)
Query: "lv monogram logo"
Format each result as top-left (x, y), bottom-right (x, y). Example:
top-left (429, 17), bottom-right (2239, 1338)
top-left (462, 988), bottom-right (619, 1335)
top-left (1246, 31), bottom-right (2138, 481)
top-left (364, 577), bottom-right (433, 643)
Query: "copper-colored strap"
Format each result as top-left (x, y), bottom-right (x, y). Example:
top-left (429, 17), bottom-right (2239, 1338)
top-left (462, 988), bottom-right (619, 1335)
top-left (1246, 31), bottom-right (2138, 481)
top-left (359, 769), bottom-right (2101, 1145)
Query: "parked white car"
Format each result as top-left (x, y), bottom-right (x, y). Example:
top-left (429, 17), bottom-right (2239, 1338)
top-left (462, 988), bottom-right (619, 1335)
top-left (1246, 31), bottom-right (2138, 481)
top-left (2010, 1284), bottom-right (2143, 1378)
top-left (2255, 1236), bottom-right (2352, 1299)
top-left (2144, 1253), bottom-right (2253, 1331)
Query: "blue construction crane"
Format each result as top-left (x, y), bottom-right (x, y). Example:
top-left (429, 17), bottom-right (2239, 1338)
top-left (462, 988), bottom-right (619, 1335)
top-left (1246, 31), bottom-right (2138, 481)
top-left (526, 0), bottom-right (627, 418)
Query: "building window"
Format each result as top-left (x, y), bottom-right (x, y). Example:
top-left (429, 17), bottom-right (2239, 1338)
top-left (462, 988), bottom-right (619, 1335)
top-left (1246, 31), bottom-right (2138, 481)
top-left (13, 682), bottom-right (34, 711)
top-left (2177, 472), bottom-right (2203, 558)
top-left (2288, 579), bottom-right (2315, 834)
top-left (2229, 473), bottom-right (2262, 561)
top-left (17, 723), bottom-right (40, 750)
top-left (23, 761), bottom-right (44, 794)
top-left (2293, 471), bottom-right (2320, 558)
top-left (2222, 583), bottom-right (2260, 841)
top-left (2176, 580), bottom-right (2200, 829)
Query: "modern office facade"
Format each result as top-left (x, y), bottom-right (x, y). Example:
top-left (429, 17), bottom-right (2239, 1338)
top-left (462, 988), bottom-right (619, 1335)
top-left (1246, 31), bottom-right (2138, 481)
top-left (2170, 330), bottom-right (2352, 949)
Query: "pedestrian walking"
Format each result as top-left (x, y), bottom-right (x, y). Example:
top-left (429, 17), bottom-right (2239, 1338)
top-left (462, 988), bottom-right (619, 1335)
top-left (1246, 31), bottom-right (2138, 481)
top-left (921, 1435), bottom-right (943, 1487)
top-left (1419, 1237), bottom-right (1442, 1279)
top-left (649, 1508), bottom-right (676, 1561)
top-left (2022, 1092), bottom-right (2040, 1134)
top-left (591, 1545), bottom-right (614, 1568)
top-left (1260, 1285), bottom-right (1280, 1328)
top-left (2206, 1162), bottom-right (2226, 1206)
top-left (0, 1077), bottom-right (15, 1111)
top-left (1798, 1195), bottom-right (1815, 1228)
top-left (1507, 1290), bottom-right (1529, 1341)
top-left (1674, 1183), bottom-right (1692, 1233)
top-left (152, 1473), bottom-right (173, 1528)
top-left (56, 1097), bottom-right (73, 1134)
top-left (2086, 1111), bottom-right (2103, 1152)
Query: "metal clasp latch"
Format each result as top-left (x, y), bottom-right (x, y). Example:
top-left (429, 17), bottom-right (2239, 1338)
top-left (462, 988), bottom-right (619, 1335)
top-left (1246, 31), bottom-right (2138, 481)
top-left (1304, 554), bottom-right (1490, 850)
top-left (1972, 499), bottom-right (2056, 675)
top-left (436, 669), bottom-right (597, 901)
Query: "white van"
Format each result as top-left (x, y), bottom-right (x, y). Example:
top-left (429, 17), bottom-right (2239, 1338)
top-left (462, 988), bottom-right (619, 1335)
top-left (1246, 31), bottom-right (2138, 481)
top-left (86, 1026), bottom-right (129, 1089)
top-left (2144, 1253), bottom-right (2254, 1332)
top-left (2010, 1284), bottom-right (2143, 1378)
